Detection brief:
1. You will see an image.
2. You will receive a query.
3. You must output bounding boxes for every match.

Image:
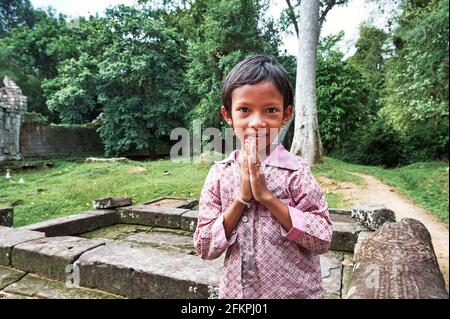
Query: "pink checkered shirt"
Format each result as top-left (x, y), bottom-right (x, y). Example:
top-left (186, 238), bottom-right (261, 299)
top-left (194, 143), bottom-right (333, 299)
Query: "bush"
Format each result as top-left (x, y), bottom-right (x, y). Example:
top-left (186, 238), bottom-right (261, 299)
top-left (336, 119), bottom-right (406, 167)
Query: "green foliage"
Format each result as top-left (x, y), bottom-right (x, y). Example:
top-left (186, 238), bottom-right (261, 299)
top-left (381, 0), bottom-right (449, 161)
top-left (42, 53), bottom-right (100, 124)
top-left (348, 24), bottom-right (388, 112)
top-left (0, 9), bottom-right (83, 121)
top-left (96, 5), bottom-right (188, 157)
top-left (185, 0), bottom-right (283, 129)
top-left (338, 118), bottom-right (407, 167)
top-left (316, 33), bottom-right (371, 152)
top-left (0, 0), bottom-right (36, 37)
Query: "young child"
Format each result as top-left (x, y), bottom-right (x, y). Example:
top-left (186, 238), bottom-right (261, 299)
top-left (194, 55), bottom-right (333, 299)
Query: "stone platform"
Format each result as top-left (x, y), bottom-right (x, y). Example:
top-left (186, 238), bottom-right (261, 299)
top-left (0, 197), bottom-right (368, 299)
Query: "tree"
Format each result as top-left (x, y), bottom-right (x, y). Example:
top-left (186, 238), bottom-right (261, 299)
top-left (348, 24), bottom-right (388, 113)
top-left (185, 0), bottom-right (282, 130)
top-left (283, 0), bottom-right (349, 164)
top-left (316, 33), bottom-right (370, 152)
top-left (0, 0), bottom-right (36, 37)
top-left (0, 9), bottom-right (83, 121)
top-left (42, 15), bottom-right (113, 124)
top-left (96, 5), bottom-right (189, 159)
top-left (289, 0), bottom-right (322, 163)
top-left (381, 0), bottom-right (449, 161)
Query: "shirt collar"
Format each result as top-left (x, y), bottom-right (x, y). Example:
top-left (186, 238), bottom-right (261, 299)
top-left (214, 143), bottom-right (300, 171)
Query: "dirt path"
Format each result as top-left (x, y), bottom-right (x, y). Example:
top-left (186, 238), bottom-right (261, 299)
top-left (319, 173), bottom-right (449, 291)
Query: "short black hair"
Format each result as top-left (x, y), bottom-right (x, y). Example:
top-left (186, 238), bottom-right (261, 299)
top-left (221, 54), bottom-right (294, 115)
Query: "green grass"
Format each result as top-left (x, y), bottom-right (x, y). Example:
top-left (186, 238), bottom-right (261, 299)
top-left (0, 159), bottom-right (211, 227)
top-left (1, 156), bottom-right (346, 227)
top-left (1, 156), bottom-right (447, 227)
top-left (314, 157), bottom-right (449, 224)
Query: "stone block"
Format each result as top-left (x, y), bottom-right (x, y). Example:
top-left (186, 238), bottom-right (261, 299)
top-left (3, 273), bottom-right (123, 299)
top-left (321, 253), bottom-right (343, 299)
top-left (0, 207), bottom-right (13, 227)
top-left (330, 221), bottom-right (365, 252)
top-left (118, 204), bottom-right (189, 229)
top-left (0, 265), bottom-right (26, 289)
top-left (351, 204), bottom-right (396, 231)
top-left (144, 197), bottom-right (198, 209)
top-left (18, 210), bottom-right (119, 236)
top-left (0, 226), bottom-right (45, 266)
top-left (180, 210), bottom-right (199, 232)
top-left (76, 241), bottom-right (223, 299)
top-left (11, 236), bottom-right (104, 281)
top-left (92, 196), bottom-right (132, 209)
top-left (124, 230), bottom-right (194, 252)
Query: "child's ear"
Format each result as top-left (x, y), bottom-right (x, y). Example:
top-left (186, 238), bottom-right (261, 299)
top-left (221, 106), bottom-right (233, 126)
top-left (282, 105), bottom-right (293, 125)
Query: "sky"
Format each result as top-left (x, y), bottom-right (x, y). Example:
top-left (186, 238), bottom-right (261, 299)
top-left (30, 0), bottom-right (391, 57)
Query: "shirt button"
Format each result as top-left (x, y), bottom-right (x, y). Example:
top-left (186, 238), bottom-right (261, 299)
top-left (242, 216), bottom-right (248, 223)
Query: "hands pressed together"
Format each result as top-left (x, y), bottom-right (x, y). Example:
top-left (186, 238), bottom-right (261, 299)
top-left (239, 139), bottom-right (274, 205)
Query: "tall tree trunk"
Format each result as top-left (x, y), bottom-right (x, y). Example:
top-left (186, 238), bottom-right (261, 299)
top-left (290, 0), bottom-right (323, 164)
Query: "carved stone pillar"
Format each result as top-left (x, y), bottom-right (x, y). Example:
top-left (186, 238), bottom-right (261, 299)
top-left (347, 218), bottom-right (448, 299)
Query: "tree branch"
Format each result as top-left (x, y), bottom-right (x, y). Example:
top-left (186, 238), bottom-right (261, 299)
top-left (285, 0), bottom-right (299, 38)
top-left (318, 0), bottom-right (347, 33)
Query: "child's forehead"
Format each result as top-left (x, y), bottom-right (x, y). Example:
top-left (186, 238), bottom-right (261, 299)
top-left (231, 80), bottom-right (284, 102)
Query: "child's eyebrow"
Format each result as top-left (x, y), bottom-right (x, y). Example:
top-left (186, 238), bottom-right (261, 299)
top-left (233, 99), bottom-right (283, 107)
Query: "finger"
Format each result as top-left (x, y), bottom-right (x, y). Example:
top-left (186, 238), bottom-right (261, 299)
top-left (249, 139), bottom-right (257, 164)
top-left (242, 140), bottom-right (250, 178)
top-left (248, 140), bottom-right (259, 176)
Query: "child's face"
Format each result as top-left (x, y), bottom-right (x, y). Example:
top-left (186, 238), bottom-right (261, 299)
top-left (222, 81), bottom-right (292, 152)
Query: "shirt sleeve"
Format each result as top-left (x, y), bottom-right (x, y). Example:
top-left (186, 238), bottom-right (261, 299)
top-left (193, 164), bottom-right (237, 260)
top-left (281, 159), bottom-right (333, 255)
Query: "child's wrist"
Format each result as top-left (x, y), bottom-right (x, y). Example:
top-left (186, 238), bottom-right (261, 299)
top-left (236, 196), bottom-right (252, 208)
top-left (258, 192), bottom-right (275, 205)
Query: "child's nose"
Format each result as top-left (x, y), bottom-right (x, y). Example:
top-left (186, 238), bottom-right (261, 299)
top-left (248, 113), bottom-right (267, 129)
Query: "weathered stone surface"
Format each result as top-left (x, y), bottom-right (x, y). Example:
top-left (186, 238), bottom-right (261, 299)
top-left (0, 226), bottom-right (45, 266)
top-left (92, 196), bottom-right (132, 209)
top-left (0, 291), bottom-right (31, 299)
top-left (18, 209), bottom-right (119, 236)
top-left (180, 210), bottom-right (199, 232)
top-left (4, 273), bottom-right (123, 299)
top-left (330, 221), bottom-right (365, 252)
top-left (0, 207), bottom-right (13, 227)
top-left (80, 224), bottom-right (154, 241)
top-left (144, 197), bottom-right (198, 209)
top-left (124, 231), bottom-right (194, 252)
top-left (0, 76), bottom-right (27, 162)
top-left (329, 210), bottom-right (354, 223)
top-left (347, 218), bottom-right (449, 299)
top-left (341, 253), bottom-right (354, 299)
top-left (329, 208), bottom-right (352, 215)
top-left (353, 230), bottom-right (373, 258)
top-left (80, 224), bottom-right (194, 253)
top-left (351, 204), bottom-right (396, 231)
top-left (76, 241), bottom-right (223, 299)
top-left (119, 204), bottom-right (189, 228)
top-left (0, 265), bottom-right (26, 289)
top-left (12, 236), bottom-right (104, 281)
top-left (321, 252), bottom-right (343, 299)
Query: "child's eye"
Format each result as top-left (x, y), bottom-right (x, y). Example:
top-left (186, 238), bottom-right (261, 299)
top-left (266, 108), bottom-right (279, 113)
top-left (237, 107), bottom-right (250, 113)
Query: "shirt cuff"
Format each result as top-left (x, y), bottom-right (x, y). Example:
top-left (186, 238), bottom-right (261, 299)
top-left (280, 205), bottom-right (306, 241)
top-left (211, 214), bottom-right (237, 250)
